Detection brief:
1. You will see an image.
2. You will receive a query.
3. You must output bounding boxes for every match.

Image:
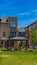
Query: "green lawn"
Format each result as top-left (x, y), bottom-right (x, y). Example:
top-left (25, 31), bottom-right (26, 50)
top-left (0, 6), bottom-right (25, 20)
top-left (0, 50), bottom-right (37, 65)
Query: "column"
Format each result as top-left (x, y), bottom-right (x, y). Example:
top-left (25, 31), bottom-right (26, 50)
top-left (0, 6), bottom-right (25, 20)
top-left (14, 41), bottom-right (18, 50)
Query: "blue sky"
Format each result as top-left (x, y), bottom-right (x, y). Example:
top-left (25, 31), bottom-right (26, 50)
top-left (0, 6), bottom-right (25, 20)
top-left (0, 0), bottom-right (37, 28)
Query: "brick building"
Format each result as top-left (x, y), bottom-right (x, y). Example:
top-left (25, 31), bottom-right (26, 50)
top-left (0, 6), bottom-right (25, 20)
top-left (0, 17), bottom-right (27, 50)
top-left (0, 16), bottom-right (37, 49)
top-left (0, 17), bottom-right (18, 49)
top-left (25, 21), bottom-right (37, 47)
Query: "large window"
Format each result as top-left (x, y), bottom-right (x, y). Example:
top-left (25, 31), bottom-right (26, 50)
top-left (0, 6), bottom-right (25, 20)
top-left (10, 21), bottom-right (16, 29)
top-left (10, 32), bottom-right (16, 37)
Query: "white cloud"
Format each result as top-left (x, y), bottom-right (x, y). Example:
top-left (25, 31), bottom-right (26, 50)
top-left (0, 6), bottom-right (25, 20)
top-left (16, 12), bottom-right (30, 16)
top-left (31, 10), bottom-right (37, 16)
top-left (31, 10), bottom-right (37, 13)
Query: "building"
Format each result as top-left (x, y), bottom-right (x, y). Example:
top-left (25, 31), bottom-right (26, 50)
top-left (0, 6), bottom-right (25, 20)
top-left (0, 17), bottom-right (27, 50)
top-left (18, 27), bottom-right (25, 37)
top-left (25, 21), bottom-right (37, 47)
top-left (0, 17), bottom-right (37, 49)
top-left (25, 21), bottom-right (37, 38)
top-left (0, 17), bottom-right (18, 49)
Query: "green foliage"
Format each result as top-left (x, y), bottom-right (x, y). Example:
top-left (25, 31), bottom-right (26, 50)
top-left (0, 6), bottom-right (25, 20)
top-left (30, 28), bottom-right (37, 46)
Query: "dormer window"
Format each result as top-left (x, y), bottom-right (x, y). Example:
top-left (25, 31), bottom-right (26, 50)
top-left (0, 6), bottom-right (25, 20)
top-left (0, 19), bottom-right (1, 22)
top-left (3, 32), bottom-right (6, 37)
top-left (6, 19), bottom-right (8, 22)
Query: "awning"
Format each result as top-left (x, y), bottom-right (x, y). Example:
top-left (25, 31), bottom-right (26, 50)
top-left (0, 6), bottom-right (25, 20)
top-left (1, 38), bottom-right (8, 40)
top-left (10, 37), bottom-right (28, 41)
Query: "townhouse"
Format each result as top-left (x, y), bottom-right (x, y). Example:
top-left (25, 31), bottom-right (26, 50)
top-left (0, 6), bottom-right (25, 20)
top-left (0, 16), bottom-right (37, 49)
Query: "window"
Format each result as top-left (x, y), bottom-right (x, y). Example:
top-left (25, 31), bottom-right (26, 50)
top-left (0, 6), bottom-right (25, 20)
top-left (5, 41), bottom-right (9, 47)
top-left (3, 32), bottom-right (6, 36)
top-left (10, 32), bottom-right (16, 37)
top-left (0, 19), bottom-right (1, 22)
top-left (10, 21), bottom-right (16, 29)
top-left (18, 32), bottom-right (24, 37)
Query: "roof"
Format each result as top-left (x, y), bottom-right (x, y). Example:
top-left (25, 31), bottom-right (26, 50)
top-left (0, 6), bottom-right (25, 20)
top-left (18, 28), bottom-right (25, 32)
top-left (10, 37), bottom-right (28, 41)
top-left (0, 17), bottom-right (8, 22)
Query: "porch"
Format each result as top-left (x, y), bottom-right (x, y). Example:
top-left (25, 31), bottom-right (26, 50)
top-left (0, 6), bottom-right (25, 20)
top-left (0, 37), bottom-right (29, 50)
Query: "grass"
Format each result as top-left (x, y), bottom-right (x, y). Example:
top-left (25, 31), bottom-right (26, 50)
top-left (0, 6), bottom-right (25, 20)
top-left (0, 49), bottom-right (37, 65)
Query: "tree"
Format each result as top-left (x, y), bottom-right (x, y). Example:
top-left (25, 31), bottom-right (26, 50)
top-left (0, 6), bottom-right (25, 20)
top-left (30, 28), bottom-right (37, 49)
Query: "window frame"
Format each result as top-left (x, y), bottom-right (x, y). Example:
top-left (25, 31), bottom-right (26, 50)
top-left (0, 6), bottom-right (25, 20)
top-left (10, 32), bottom-right (16, 37)
top-left (18, 32), bottom-right (25, 37)
top-left (3, 32), bottom-right (6, 37)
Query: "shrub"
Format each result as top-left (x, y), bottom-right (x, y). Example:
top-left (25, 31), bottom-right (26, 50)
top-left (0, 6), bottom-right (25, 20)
top-left (28, 48), bottom-right (33, 52)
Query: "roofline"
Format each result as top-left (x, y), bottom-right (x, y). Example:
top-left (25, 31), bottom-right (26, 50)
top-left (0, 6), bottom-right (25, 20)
top-left (25, 21), bottom-right (37, 28)
top-left (0, 22), bottom-right (9, 24)
top-left (8, 17), bottom-right (17, 19)
top-left (0, 16), bottom-right (17, 18)
top-left (19, 21), bottom-right (37, 29)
